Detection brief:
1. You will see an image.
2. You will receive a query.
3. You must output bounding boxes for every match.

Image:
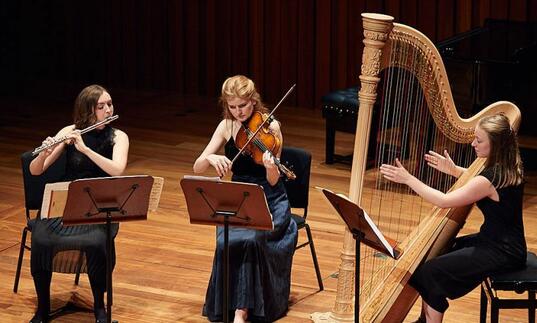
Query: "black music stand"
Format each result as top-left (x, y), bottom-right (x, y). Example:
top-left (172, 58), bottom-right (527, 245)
top-left (321, 188), bottom-right (402, 323)
top-left (180, 176), bottom-right (273, 323)
top-left (62, 175), bottom-right (154, 323)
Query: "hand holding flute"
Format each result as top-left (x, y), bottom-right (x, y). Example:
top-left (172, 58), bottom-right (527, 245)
top-left (32, 115), bottom-right (119, 156)
top-left (35, 130), bottom-right (86, 158)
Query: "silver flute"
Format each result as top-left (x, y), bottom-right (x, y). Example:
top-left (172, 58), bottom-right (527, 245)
top-left (32, 115), bottom-right (119, 156)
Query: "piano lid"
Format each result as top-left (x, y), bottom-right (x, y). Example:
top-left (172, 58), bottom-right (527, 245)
top-left (438, 19), bottom-right (537, 64)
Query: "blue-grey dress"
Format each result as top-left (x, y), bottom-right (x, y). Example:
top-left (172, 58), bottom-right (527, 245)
top-left (202, 138), bottom-right (298, 322)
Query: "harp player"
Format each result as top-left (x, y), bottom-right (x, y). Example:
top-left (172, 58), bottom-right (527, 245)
top-left (380, 114), bottom-right (526, 323)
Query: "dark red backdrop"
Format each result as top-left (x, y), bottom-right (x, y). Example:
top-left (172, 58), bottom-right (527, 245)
top-left (4, 0), bottom-right (537, 108)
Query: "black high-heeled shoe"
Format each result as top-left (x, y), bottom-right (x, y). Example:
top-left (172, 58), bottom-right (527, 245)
top-left (29, 313), bottom-right (48, 323)
top-left (94, 307), bottom-right (107, 323)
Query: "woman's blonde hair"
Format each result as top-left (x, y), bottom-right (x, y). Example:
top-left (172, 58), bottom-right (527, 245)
top-left (478, 114), bottom-right (523, 188)
top-left (219, 75), bottom-right (268, 120)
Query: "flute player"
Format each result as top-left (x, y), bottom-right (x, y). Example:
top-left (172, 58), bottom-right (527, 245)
top-left (28, 84), bottom-right (129, 323)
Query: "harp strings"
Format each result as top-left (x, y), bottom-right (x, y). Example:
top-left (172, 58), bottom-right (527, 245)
top-left (358, 35), bottom-right (475, 301)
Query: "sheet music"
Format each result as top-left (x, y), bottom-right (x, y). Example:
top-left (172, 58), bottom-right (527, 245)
top-left (148, 176), bottom-right (164, 212)
top-left (61, 175), bottom-right (154, 225)
top-left (41, 176), bottom-right (164, 218)
top-left (361, 209), bottom-right (396, 258)
top-left (180, 177), bottom-right (274, 231)
top-left (40, 181), bottom-right (70, 219)
top-left (332, 192), bottom-right (396, 258)
top-left (183, 174), bottom-right (221, 182)
top-left (319, 187), bottom-right (401, 259)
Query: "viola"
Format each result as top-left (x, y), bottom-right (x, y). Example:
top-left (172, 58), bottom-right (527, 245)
top-left (235, 111), bottom-right (296, 180)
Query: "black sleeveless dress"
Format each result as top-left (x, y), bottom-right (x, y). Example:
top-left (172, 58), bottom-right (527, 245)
top-left (31, 126), bottom-right (119, 282)
top-left (409, 167), bottom-right (527, 313)
top-left (202, 138), bottom-right (298, 322)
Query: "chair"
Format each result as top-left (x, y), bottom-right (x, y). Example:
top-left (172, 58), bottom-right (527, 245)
top-left (280, 147), bottom-right (323, 291)
top-left (14, 151), bottom-right (87, 294)
top-left (480, 251), bottom-right (537, 323)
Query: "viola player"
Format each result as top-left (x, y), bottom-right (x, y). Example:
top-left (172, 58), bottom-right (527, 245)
top-left (193, 75), bottom-right (298, 322)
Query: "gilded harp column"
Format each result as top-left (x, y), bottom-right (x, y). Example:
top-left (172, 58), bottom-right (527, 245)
top-left (312, 13), bottom-right (393, 322)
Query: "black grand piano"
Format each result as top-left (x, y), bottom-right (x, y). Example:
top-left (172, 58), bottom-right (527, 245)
top-left (321, 19), bottom-right (537, 165)
top-left (438, 19), bottom-right (537, 136)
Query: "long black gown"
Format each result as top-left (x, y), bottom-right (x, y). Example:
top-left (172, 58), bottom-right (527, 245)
top-left (202, 138), bottom-right (298, 322)
top-left (410, 167), bottom-right (527, 313)
top-left (31, 126), bottom-right (119, 292)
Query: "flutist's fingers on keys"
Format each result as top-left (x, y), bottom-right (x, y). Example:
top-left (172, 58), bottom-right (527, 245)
top-left (39, 137), bottom-right (56, 157)
top-left (64, 129), bottom-right (80, 144)
top-left (68, 130), bottom-right (89, 154)
top-left (41, 137), bottom-right (55, 146)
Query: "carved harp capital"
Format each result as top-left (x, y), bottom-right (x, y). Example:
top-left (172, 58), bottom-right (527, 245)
top-left (361, 47), bottom-right (382, 77)
top-left (363, 30), bottom-right (389, 42)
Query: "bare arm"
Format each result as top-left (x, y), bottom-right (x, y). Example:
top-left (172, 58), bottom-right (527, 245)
top-left (73, 129), bottom-right (129, 176)
top-left (30, 126), bottom-right (129, 176)
top-left (380, 158), bottom-right (495, 208)
top-left (193, 120), bottom-right (232, 177)
top-left (29, 125), bottom-right (74, 175)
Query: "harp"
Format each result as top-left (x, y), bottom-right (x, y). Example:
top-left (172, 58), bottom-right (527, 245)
top-left (312, 13), bottom-right (521, 322)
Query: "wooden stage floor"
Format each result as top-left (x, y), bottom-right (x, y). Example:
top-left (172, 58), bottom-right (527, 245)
top-left (0, 89), bottom-right (535, 322)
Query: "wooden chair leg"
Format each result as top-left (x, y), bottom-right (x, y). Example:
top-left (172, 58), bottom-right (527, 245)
top-left (305, 224), bottom-right (323, 291)
top-left (13, 227), bottom-right (29, 293)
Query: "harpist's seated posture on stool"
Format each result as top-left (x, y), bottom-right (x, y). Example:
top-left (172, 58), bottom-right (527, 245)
top-left (380, 114), bottom-right (526, 323)
top-left (193, 75), bottom-right (298, 322)
top-left (29, 85), bottom-right (129, 323)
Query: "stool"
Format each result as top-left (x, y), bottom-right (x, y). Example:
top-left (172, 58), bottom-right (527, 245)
top-left (321, 86), bottom-right (378, 165)
top-left (321, 87), bottom-right (359, 164)
top-left (480, 251), bottom-right (537, 323)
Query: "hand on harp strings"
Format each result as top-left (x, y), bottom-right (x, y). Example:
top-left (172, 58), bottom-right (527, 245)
top-left (379, 158), bottom-right (412, 185)
top-left (424, 149), bottom-right (462, 178)
top-left (32, 115), bottom-right (119, 156)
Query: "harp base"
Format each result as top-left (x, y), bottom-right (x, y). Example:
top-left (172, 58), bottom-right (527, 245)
top-left (311, 234), bottom-right (364, 323)
top-left (311, 311), bottom-right (354, 323)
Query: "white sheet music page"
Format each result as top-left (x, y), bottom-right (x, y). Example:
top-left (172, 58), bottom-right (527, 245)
top-left (334, 192), bottom-right (396, 258)
top-left (148, 176), bottom-right (164, 212)
top-left (361, 209), bottom-right (396, 258)
top-left (318, 186), bottom-right (398, 259)
top-left (183, 175), bottom-right (222, 181)
top-left (40, 181), bottom-right (70, 219)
